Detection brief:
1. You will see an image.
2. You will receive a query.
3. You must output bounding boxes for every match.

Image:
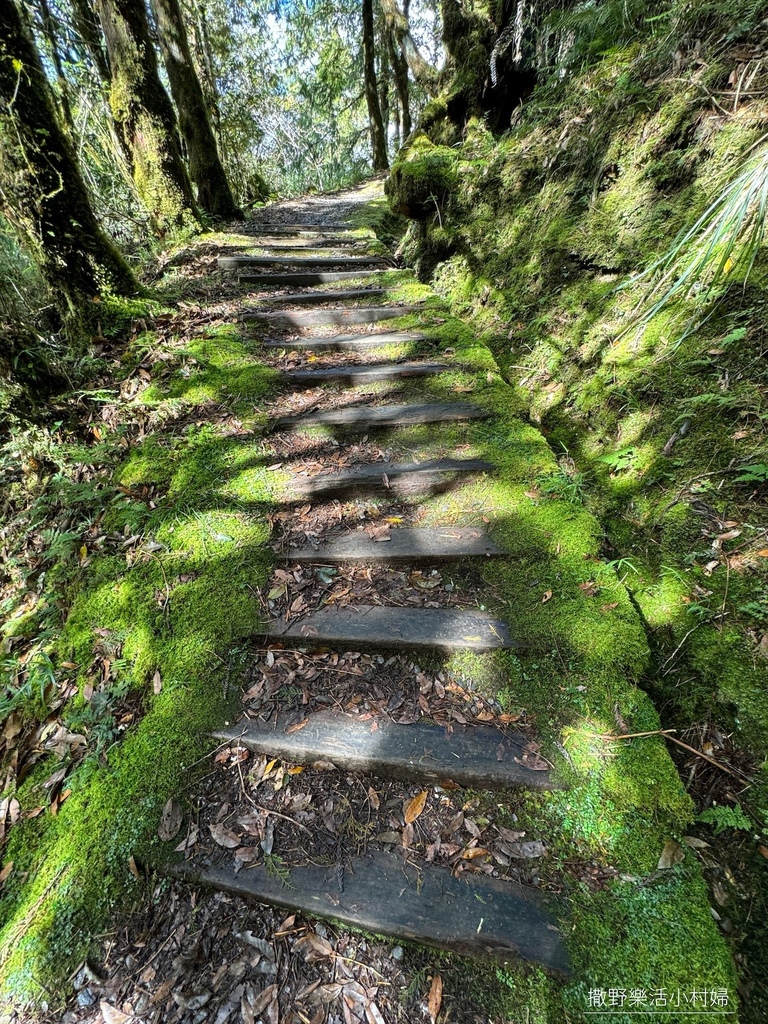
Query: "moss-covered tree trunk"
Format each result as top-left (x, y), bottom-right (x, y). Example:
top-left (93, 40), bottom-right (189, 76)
top-left (387, 25), bottom-right (411, 142)
top-left (0, 0), bottom-right (136, 311)
top-left (362, 0), bottom-right (389, 172)
top-left (151, 0), bottom-right (243, 220)
top-left (380, 0), bottom-right (437, 94)
top-left (94, 0), bottom-right (200, 233)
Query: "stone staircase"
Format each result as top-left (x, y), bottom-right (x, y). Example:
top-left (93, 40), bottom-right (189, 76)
top-left (162, 219), bottom-right (570, 979)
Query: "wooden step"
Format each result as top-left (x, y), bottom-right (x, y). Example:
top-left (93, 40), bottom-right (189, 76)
top-left (220, 255), bottom-right (386, 270)
top-left (245, 241), bottom-right (359, 251)
top-left (239, 270), bottom-right (382, 286)
top-left (163, 852), bottom-right (568, 973)
top-left (251, 288), bottom-right (385, 306)
top-left (281, 525), bottom-right (504, 562)
top-left (286, 457), bottom-right (493, 501)
top-left (275, 401), bottom-right (487, 431)
top-left (262, 331), bottom-right (427, 351)
top-left (281, 361), bottom-right (448, 385)
top-left (250, 222), bottom-right (352, 232)
top-left (243, 305), bottom-right (424, 328)
top-left (259, 605), bottom-right (515, 653)
top-left (215, 711), bottom-right (551, 790)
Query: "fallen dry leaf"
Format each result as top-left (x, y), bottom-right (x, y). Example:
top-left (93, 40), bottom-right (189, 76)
top-left (658, 839), bottom-right (685, 870)
top-left (541, 590), bottom-right (553, 603)
top-left (285, 718), bottom-right (309, 734)
top-left (99, 1002), bottom-right (132, 1024)
top-left (158, 798), bottom-right (183, 842)
top-left (404, 790), bottom-right (428, 824)
top-left (209, 822), bottom-right (240, 848)
top-left (426, 974), bottom-right (443, 1022)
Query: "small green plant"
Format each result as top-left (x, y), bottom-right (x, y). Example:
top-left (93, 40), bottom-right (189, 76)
top-left (264, 854), bottom-right (295, 889)
top-left (597, 447), bottom-right (638, 473)
top-left (734, 464), bottom-right (768, 484)
top-left (697, 805), bottom-right (752, 836)
top-left (536, 468), bottom-right (587, 505)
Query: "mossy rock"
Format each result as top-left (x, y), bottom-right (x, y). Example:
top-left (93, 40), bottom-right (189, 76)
top-left (385, 136), bottom-right (459, 221)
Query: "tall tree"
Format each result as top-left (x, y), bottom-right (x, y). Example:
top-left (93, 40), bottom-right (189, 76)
top-left (380, 0), bottom-right (438, 94)
top-left (151, 0), bottom-right (242, 220)
top-left (0, 0), bottom-right (136, 311)
top-left (70, 0), bottom-right (111, 83)
top-left (362, 0), bottom-right (388, 171)
top-left (386, 23), bottom-right (411, 143)
top-left (94, 0), bottom-right (200, 233)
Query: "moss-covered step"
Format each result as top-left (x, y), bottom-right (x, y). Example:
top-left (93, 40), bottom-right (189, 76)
top-left (286, 457), bottom-right (494, 501)
top-left (281, 361), bottom-right (448, 384)
top-left (214, 710), bottom-right (552, 790)
top-left (275, 401), bottom-right (488, 431)
top-left (219, 254), bottom-right (386, 270)
top-left (251, 287), bottom-right (385, 306)
top-left (163, 851), bottom-right (568, 973)
top-left (262, 330), bottom-right (427, 351)
top-left (280, 525), bottom-right (504, 562)
top-left (242, 305), bottom-right (423, 327)
top-left (259, 605), bottom-right (515, 653)
top-left (239, 270), bottom-right (383, 286)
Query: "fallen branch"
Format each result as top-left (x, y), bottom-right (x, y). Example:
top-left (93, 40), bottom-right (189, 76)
top-left (594, 729), bottom-right (749, 780)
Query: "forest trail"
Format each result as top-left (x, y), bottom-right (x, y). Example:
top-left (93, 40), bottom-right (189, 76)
top-left (49, 178), bottom-right (734, 1024)
top-left (50, 182), bottom-right (577, 1023)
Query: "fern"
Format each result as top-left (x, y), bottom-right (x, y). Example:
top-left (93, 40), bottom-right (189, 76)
top-left (698, 805), bottom-right (752, 835)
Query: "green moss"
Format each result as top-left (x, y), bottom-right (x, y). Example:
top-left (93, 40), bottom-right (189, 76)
top-left (0, 324), bottom-right (275, 1005)
top-left (385, 135), bottom-right (460, 220)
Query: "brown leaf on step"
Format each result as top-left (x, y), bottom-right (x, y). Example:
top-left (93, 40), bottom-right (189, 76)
top-left (524, 490), bottom-right (540, 500)
top-left (367, 786), bottom-right (380, 810)
top-left (99, 1002), bottom-right (132, 1024)
top-left (657, 839), bottom-right (685, 869)
top-left (158, 798), bottom-right (182, 841)
top-left (312, 759), bottom-right (337, 771)
top-left (541, 590), bottom-right (553, 603)
top-left (756, 549), bottom-right (768, 558)
top-left (209, 823), bottom-right (240, 848)
top-left (152, 669), bottom-right (162, 695)
top-left (382, 472), bottom-right (390, 489)
top-left (366, 1002), bottom-right (386, 1024)
top-left (365, 523), bottom-right (391, 541)
top-left (285, 718), bottom-right (309, 734)
top-left (426, 975), bottom-right (443, 1022)
top-left (0, 862), bottom-right (13, 886)
top-left (404, 790), bottom-right (428, 824)
top-left (578, 581), bottom-right (599, 596)
top-left (461, 846), bottom-right (490, 860)
top-left (600, 602), bottom-right (619, 612)
top-left (174, 825), bottom-right (199, 852)
top-left (250, 984), bottom-right (279, 1017)
top-left (402, 822), bottom-right (414, 848)
top-left (758, 845), bottom-right (768, 859)
top-left (295, 933), bottom-right (335, 960)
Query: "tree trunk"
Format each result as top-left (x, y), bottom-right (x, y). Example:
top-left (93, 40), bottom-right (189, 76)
top-left (94, 0), bottom-right (200, 233)
top-left (37, 0), bottom-right (75, 130)
top-left (380, 0), bottom-right (438, 94)
top-left (387, 25), bottom-right (411, 142)
top-left (362, 0), bottom-right (388, 171)
top-left (0, 0), bottom-right (136, 311)
top-left (151, 0), bottom-right (242, 220)
top-left (70, 0), bottom-right (111, 83)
